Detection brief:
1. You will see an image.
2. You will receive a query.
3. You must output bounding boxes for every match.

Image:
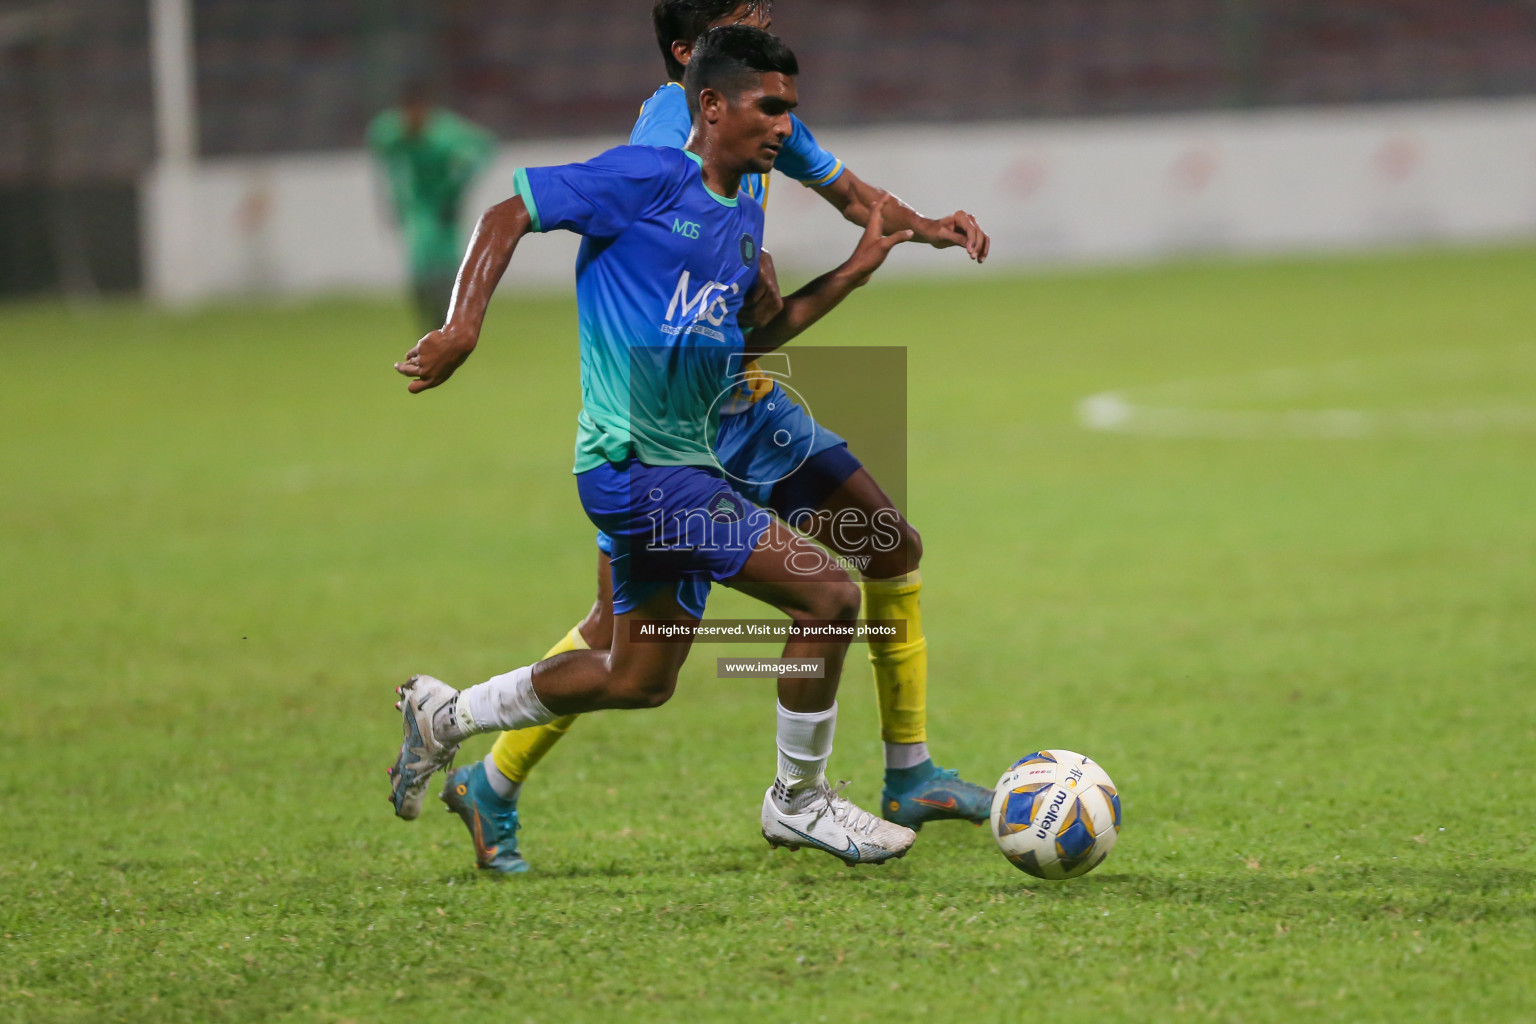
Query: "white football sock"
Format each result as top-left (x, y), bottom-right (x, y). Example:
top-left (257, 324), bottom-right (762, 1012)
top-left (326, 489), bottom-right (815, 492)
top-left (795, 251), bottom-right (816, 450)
top-left (482, 752), bottom-right (521, 801)
top-left (884, 741), bottom-right (931, 771)
top-left (773, 701), bottom-right (837, 813)
top-left (437, 665), bottom-right (555, 743)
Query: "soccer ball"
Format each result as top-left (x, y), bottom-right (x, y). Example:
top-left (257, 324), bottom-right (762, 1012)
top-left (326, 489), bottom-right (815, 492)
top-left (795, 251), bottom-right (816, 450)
top-left (991, 749), bottom-right (1121, 880)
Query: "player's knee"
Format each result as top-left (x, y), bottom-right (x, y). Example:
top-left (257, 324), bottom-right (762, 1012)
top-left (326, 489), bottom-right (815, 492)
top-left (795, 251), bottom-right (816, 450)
top-left (901, 520), bottom-right (923, 568)
top-left (627, 677), bottom-right (676, 709)
top-left (609, 664), bottom-right (677, 709)
top-left (865, 519), bottom-right (921, 579)
top-left (836, 580), bottom-right (863, 621)
top-left (806, 579), bottom-right (862, 623)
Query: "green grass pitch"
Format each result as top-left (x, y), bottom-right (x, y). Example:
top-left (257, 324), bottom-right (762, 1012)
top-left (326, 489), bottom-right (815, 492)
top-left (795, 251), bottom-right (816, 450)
top-left (3, 245), bottom-right (1534, 1022)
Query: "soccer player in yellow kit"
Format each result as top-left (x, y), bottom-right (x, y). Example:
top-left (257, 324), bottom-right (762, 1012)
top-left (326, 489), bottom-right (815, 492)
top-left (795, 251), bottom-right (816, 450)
top-left (437, 1), bottom-right (993, 873)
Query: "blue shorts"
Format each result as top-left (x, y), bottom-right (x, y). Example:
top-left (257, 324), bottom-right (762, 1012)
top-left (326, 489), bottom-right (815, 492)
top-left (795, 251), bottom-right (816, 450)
top-left (716, 383), bottom-right (854, 507)
top-left (578, 459), bottom-right (773, 619)
top-left (594, 384), bottom-right (861, 556)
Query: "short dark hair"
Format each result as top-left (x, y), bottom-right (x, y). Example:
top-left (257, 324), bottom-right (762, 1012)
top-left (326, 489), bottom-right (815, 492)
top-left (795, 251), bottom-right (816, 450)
top-left (651, 0), bottom-right (773, 82)
top-left (683, 25), bottom-right (797, 114)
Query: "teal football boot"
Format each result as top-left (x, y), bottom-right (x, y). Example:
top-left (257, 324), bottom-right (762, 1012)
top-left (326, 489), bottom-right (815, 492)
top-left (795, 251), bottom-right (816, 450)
top-left (881, 761), bottom-right (994, 830)
top-left (440, 762), bottom-right (530, 874)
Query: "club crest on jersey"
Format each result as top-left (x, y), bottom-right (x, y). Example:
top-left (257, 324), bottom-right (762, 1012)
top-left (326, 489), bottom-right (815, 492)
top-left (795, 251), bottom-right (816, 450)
top-left (739, 232), bottom-right (757, 266)
top-left (707, 493), bottom-right (743, 523)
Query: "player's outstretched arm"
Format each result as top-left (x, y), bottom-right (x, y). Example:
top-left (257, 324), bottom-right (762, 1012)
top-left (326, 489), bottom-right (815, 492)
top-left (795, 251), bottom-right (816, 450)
top-left (747, 194), bottom-right (912, 356)
top-left (813, 167), bottom-right (991, 263)
top-left (394, 195), bottom-right (533, 393)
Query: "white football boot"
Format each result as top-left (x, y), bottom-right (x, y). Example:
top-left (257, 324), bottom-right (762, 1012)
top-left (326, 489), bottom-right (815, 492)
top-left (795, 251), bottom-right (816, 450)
top-left (761, 779), bottom-right (916, 865)
top-left (388, 674), bottom-right (461, 820)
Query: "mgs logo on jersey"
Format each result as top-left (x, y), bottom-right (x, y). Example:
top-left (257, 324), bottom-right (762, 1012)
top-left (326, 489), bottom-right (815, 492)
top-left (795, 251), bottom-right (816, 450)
top-left (739, 232), bottom-right (757, 266)
top-left (663, 269), bottom-right (741, 341)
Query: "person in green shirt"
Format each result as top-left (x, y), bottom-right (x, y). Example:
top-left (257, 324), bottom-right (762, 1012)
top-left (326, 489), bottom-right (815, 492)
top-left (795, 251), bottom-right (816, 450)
top-left (367, 81), bottom-right (496, 330)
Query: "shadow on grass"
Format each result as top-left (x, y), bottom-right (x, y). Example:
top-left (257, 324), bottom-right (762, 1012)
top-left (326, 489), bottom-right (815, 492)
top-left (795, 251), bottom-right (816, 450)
top-left (457, 845), bottom-right (934, 885)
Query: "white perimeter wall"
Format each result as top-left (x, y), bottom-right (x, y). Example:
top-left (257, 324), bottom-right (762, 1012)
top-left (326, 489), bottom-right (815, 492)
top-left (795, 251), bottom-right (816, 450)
top-left (142, 98), bottom-right (1536, 304)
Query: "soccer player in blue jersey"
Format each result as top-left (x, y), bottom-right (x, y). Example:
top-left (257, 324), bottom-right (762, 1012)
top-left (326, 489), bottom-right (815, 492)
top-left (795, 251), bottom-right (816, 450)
top-left (442, 0), bottom-right (995, 874)
top-left (389, 27), bottom-right (920, 864)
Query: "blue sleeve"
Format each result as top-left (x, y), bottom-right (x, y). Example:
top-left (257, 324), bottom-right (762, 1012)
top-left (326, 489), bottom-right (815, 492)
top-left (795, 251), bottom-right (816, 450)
top-left (515, 146), bottom-right (670, 238)
top-left (629, 84), bottom-right (691, 149)
top-left (772, 115), bottom-right (844, 187)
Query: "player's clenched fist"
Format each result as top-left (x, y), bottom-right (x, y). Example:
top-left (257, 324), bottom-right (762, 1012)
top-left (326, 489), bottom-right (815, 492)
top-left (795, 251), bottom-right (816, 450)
top-left (395, 327), bottom-right (477, 393)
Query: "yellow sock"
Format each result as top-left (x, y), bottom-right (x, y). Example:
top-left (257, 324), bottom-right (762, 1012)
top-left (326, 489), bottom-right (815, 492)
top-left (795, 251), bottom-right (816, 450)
top-left (862, 571), bottom-right (928, 744)
top-left (489, 625), bottom-right (588, 783)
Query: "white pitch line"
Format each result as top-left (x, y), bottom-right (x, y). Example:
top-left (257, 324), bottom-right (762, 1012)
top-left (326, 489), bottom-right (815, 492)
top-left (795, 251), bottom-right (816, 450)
top-left (1078, 346), bottom-right (1536, 439)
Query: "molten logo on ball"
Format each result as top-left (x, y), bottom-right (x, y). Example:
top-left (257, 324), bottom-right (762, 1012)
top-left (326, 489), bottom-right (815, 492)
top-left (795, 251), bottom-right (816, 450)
top-left (991, 749), bottom-right (1121, 880)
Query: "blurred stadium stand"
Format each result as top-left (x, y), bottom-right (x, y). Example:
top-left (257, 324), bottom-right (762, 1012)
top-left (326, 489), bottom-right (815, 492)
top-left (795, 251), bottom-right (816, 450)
top-left (4, 0), bottom-right (1536, 296)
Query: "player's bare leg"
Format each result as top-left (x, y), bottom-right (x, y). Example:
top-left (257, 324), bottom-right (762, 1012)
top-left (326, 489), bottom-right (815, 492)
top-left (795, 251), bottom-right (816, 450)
top-left (463, 529), bottom-right (895, 868)
top-left (437, 579), bottom-right (682, 873)
top-left (795, 466), bottom-right (993, 829)
top-left (576, 553), bottom-right (616, 648)
top-left (403, 583), bottom-right (694, 865)
top-left (405, 520), bottom-right (913, 866)
top-left (448, 555), bottom-right (613, 872)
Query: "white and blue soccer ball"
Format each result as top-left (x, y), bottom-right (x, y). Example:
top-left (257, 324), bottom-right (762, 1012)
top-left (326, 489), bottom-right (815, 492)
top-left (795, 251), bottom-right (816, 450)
top-left (990, 749), bottom-right (1121, 880)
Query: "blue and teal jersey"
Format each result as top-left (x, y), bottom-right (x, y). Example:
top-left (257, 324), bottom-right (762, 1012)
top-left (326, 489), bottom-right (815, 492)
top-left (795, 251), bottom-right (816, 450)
top-left (629, 82), bottom-right (845, 209)
top-left (514, 145), bottom-right (764, 473)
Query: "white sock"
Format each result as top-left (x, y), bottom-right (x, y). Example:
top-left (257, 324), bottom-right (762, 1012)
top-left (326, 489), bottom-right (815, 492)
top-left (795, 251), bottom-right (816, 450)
top-left (438, 665), bottom-right (554, 742)
top-left (482, 752), bottom-right (520, 801)
top-left (773, 701), bottom-right (836, 813)
top-left (884, 741), bottom-right (931, 771)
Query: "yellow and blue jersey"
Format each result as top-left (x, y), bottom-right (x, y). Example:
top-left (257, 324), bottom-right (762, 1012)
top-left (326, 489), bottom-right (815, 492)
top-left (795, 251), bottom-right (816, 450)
top-left (514, 146), bottom-right (764, 473)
